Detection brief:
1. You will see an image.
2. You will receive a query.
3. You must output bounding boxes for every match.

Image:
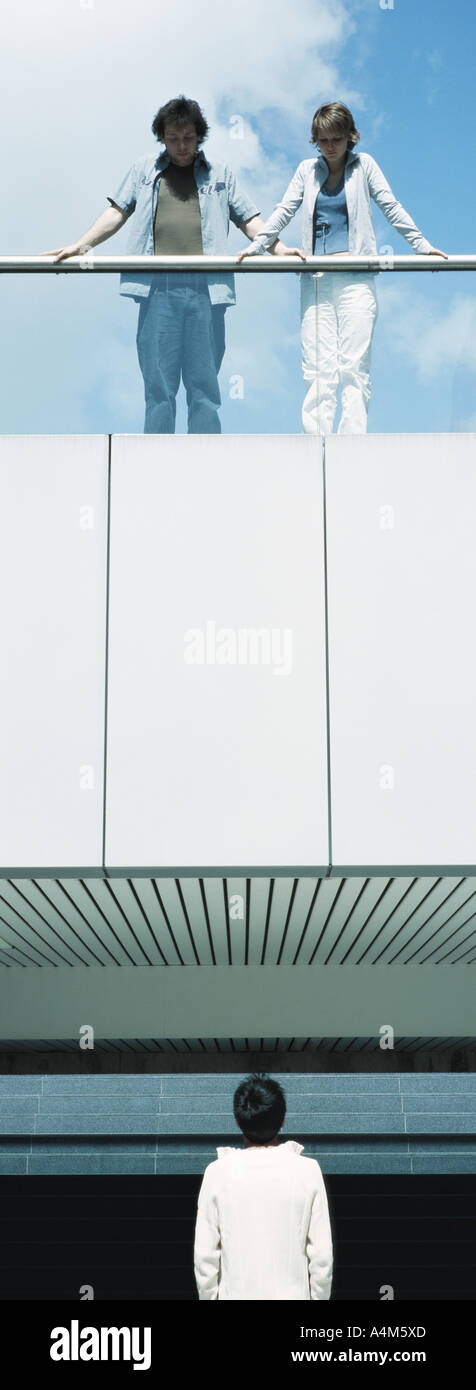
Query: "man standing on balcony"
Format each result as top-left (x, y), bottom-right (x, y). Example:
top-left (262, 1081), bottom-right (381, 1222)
top-left (43, 95), bottom-right (297, 434)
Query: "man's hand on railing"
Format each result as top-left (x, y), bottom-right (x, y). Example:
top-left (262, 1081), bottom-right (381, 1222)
top-left (426, 247), bottom-right (448, 258)
top-left (236, 244), bottom-right (306, 263)
top-left (39, 242), bottom-right (91, 263)
top-left (38, 208), bottom-right (128, 262)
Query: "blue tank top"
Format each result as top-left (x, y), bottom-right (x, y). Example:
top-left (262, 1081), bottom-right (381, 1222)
top-left (313, 174), bottom-right (349, 254)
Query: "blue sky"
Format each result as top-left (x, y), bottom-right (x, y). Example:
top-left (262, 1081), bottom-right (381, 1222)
top-left (1, 0), bottom-right (475, 433)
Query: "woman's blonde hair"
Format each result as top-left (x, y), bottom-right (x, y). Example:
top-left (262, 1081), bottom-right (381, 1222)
top-left (310, 102), bottom-right (360, 150)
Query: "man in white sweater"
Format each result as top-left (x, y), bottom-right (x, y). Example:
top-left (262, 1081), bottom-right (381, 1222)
top-left (193, 1073), bottom-right (333, 1300)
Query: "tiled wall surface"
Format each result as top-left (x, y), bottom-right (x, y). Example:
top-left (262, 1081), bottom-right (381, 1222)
top-left (1, 1073), bottom-right (475, 1173)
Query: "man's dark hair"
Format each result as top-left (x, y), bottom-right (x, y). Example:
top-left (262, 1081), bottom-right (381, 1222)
top-left (233, 1073), bottom-right (286, 1144)
top-left (152, 95), bottom-right (209, 145)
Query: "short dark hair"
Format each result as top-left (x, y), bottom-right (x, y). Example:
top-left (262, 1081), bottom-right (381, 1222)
top-left (233, 1073), bottom-right (286, 1144)
top-left (310, 101), bottom-right (360, 150)
top-left (151, 95), bottom-right (209, 145)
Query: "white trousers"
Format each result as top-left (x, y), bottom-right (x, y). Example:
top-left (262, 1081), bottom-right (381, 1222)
top-left (300, 271), bottom-right (378, 434)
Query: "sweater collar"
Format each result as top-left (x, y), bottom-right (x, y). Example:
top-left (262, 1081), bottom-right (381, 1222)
top-left (216, 1139), bottom-right (304, 1159)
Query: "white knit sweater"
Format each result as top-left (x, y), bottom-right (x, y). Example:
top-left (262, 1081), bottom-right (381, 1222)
top-left (194, 1140), bottom-right (333, 1301)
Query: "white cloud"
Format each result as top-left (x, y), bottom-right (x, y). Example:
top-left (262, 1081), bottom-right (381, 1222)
top-left (377, 284), bottom-right (476, 380)
top-left (2, 0), bottom-right (363, 247)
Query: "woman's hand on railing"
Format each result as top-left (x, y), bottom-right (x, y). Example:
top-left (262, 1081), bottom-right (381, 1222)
top-left (272, 245), bottom-right (307, 260)
top-left (39, 242), bottom-right (90, 263)
top-left (426, 246), bottom-right (448, 258)
top-left (236, 246), bottom-right (258, 263)
top-left (236, 244), bottom-right (306, 263)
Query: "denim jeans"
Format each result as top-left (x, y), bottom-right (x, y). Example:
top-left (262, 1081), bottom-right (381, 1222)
top-left (136, 273), bottom-right (226, 434)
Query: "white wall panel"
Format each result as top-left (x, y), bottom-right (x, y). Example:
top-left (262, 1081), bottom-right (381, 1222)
top-left (106, 435), bottom-right (328, 868)
top-left (0, 436), bottom-right (108, 867)
top-left (326, 434), bottom-right (476, 869)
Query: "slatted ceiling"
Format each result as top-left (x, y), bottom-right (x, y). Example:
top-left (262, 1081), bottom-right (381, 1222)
top-left (272, 876), bottom-right (316, 964)
top-left (390, 889), bottom-right (467, 965)
top-left (247, 877), bottom-right (271, 965)
top-left (348, 877), bottom-right (424, 966)
top-left (201, 878), bottom-right (230, 966)
top-left (0, 881), bottom-right (74, 966)
top-left (99, 878), bottom-right (159, 965)
top-left (290, 892), bottom-right (320, 966)
top-left (296, 877), bottom-right (356, 965)
top-left (1, 876), bottom-right (476, 967)
top-left (244, 876), bottom-right (254, 966)
top-left (19, 880), bottom-right (100, 967)
top-left (58, 880), bottom-right (125, 965)
top-left (278, 878), bottom-right (309, 964)
top-left (101, 879), bottom-right (163, 965)
top-left (0, 936), bottom-right (33, 967)
top-left (333, 877), bottom-right (394, 962)
top-left (443, 933), bottom-right (476, 965)
top-left (225, 876), bottom-right (247, 966)
top-left (177, 878), bottom-right (215, 966)
top-left (257, 877), bottom-right (274, 963)
top-left (259, 877), bottom-right (295, 965)
top-left (151, 881), bottom-right (190, 965)
top-left (25, 879), bottom-right (105, 966)
top-left (152, 879), bottom-right (199, 965)
top-left (321, 880), bottom-right (383, 964)
top-left (0, 1036), bottom-right (475, 1056)
top-left (386, 878), bottom-right (470, 964)
top-left (344, 877), bottom-right (426, 965)
top-left (347, 877), bottom-right (466, 966)
top-left (201, 883), bottom-right (219, 967)
top-left (368, 878), bottom-right (441, 964)
top-left (302, 877), bottom-right (348, 964)
top-left (59, 879), bottom-right (136, 965)
top-left (121, 879), bottom-right (177, 965)
top-left (46, 880), bottom-right (121, 966)
top-left (422, 912), bottom-right (476, 965)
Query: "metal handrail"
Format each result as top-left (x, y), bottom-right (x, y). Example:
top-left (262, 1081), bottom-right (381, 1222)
top-left (0, 254), bottom-right (475, 272)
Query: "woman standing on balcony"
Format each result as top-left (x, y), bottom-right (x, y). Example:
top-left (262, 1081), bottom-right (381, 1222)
top-left (238, 102), bottom-right (446, 434)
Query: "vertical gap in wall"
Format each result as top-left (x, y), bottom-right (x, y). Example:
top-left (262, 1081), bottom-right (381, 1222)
top-left (322, 437), bottom-right (333, 875)
top-left (102, 435), bottom-right (112, 875)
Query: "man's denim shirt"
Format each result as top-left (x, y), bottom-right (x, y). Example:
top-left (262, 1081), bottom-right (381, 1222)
top-left (107, 148), bottom-right (259, 305)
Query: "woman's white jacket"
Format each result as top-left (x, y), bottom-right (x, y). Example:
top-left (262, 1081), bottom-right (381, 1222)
top-left (248, 147), bottom-right (432, 256)
top-left (193, 1140), bottom-right (333, 1301)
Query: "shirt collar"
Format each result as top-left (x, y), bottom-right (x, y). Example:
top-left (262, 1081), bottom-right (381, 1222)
top-left (316, 146), bottom-right (359, 171)
top-left (155, 147), bottom-right (210, 172)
